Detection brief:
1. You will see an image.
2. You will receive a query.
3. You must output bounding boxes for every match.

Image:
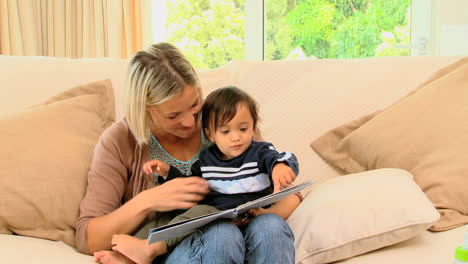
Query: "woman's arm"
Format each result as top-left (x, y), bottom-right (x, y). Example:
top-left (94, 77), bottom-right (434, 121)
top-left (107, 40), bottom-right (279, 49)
top-left (85, 177), bottom-right (209, 254)
top-left (86, 191), bottom-right (153, 254)
top-left (76, 122), bottom-right (209, 255)
top-left (76, 123), bottom-right (138, 254)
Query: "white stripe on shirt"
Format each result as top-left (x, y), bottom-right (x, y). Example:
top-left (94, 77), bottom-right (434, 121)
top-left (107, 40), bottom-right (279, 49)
top-left (203, 168), bottom-right (260, 178)
top-left (277, 151), bottom-right (292, 162)
top-left (200, 162), bottom-right (258, 172)
top-left (208, 173), bottom-right (270, 194)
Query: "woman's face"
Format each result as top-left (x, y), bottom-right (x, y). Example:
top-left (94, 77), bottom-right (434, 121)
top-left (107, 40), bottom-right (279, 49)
top-left (147, 84), bottom-right (202, 139)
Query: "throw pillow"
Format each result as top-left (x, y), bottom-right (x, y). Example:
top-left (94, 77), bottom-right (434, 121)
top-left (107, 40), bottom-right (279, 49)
top-left (0, 79), bottom-right (115, 246)
top-left (311, 57), bottom-right (468, 231)
top-left (288, 168), bottom-right (440, 264)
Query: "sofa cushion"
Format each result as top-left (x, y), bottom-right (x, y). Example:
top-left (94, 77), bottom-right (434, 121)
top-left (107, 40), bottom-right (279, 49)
top-left (0, 234), bottom-right (94, 263)
top-left (0, 79), bottom-right (115, 246)
top-left (288, 168), bottom-right (440, 264)
top-left (311, 57), bottom-right (468, 231)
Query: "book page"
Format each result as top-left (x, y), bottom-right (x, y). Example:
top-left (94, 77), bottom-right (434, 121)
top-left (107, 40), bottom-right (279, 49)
top-left (147, 181), bottom-right (313, 245)
top-left (148, 209), bottom-right (238, 244)
top-left (236, 181), bottom-right (313, 214)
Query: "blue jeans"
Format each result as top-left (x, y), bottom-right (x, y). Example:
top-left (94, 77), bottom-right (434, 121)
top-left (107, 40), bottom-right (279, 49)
top-left (160, 213), bottom-right (295, 264)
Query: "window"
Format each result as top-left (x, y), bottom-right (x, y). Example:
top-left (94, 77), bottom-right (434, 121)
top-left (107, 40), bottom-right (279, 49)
top-left (153, 0), bottom-right (245, 69)
top-left (153, 0), bottom-right (414, 69)
top-left (265, 0), bottom-right (411, 60)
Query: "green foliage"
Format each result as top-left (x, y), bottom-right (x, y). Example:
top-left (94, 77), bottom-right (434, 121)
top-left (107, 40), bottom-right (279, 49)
top-left (166, 0), bottom-right (245, 68)
top-left (375, 9), bottom-right (411, 57)
top-left (329, 9), bottom-right (381, 58)
top-left (287, 0), bottom-right (411, 59)
top-left (287, 0), bottom-right (335, 58)
top-left (266, 0), bottom-right (295, 60)
top-left (166, 0), bottom-right (411, 68)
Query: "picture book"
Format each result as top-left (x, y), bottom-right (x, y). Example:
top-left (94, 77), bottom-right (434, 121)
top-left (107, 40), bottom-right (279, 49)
top-left (148, 181), bottom-right (313, 245)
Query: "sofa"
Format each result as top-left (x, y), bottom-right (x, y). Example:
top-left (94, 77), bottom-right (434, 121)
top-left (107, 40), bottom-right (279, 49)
top-left (0, 54), bottom-right (467, 264)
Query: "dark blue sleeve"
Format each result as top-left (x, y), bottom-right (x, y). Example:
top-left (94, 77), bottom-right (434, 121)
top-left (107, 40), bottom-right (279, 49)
top-left (190, 160), bottom-right (202, 177)
top-left (159, 165), bottom-right (187, 184)
top-left (159, 161), bottom-right (202, 184)
top-left (258, 143), bottom-right (299, 177)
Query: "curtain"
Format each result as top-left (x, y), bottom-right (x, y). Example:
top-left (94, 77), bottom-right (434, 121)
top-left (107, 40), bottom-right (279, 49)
top-left (0, 0), bottom-right (152, 58)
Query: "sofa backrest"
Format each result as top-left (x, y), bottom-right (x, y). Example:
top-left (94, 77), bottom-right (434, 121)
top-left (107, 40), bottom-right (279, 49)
top-left (0, 55), bottom-right (128, 119)
top-left (196, 57), bottom-right (463, 183)
top-left (0, 55), bottom-right (462, 184)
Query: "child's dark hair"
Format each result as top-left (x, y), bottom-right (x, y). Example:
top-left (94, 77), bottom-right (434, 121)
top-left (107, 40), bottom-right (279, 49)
top-left (201, 86), bottom-right (259, 132)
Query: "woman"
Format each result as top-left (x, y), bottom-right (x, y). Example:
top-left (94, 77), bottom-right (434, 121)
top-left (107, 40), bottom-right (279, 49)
top-left (76, 42), bottom-right (300, 264)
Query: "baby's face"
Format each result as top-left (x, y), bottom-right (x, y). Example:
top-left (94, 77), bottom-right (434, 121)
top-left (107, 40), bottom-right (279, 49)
top-left (208, 103), bottom-right (254, 160)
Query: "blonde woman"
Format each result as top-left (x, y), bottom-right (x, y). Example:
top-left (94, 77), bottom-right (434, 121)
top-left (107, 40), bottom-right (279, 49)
top-left (76, 43), bottom-right (297, 264)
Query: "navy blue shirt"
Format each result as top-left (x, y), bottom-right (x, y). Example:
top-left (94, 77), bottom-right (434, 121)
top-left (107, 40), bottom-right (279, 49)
top-left (164, 141), bottom-right (299, 210)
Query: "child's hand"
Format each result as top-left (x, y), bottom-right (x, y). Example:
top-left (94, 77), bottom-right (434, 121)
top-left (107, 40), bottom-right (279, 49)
top-left (247, 207), bottom-right (270, 217)
top-left (232, 208), bottom-right (270, 228)
top-left (243, 206), bottom-right (279, 222)
top-left (143, 159), bottom-right (170, 178)
top-left (272, 163), bottom-right (296, 193)
top-left (233, 207), bottom-right (280, 228)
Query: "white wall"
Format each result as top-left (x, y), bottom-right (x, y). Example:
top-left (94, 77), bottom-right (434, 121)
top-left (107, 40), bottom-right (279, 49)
top-left (430, 0), bottom-right (468, 55)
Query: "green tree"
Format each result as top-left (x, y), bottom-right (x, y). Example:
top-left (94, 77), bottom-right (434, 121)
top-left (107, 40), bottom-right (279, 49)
top-left (329, 9), bottom-right (381, 58)
top-left (266, 1), bottom-right (295, 60)
top-left (287, 0), bottom-right (335, 58)
top-left (166, 0), bottom-right (245, 68)
top-left (165, 0), bottom-right (411, 67)
top-left (286, 0), bottom-right (411, 59)
top-left (375, 7), bottom-right (411, 57)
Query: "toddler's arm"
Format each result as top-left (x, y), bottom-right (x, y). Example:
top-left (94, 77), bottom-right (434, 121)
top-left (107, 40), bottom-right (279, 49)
top-left (248, 193), bottom-right (302, 220)
top-left (258, 142), bottom-right (299, 193)
top-left (143, 159), bottom-right (170, 178)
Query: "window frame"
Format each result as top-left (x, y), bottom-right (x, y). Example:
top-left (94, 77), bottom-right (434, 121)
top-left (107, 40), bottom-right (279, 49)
top-left (245, 0), bottom-right (265, 61)
top-left (152, 0), bottom-right (431, 61)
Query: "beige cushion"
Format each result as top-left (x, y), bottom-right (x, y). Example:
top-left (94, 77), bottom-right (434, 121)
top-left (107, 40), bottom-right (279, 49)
top-left (335, 225), bottom-right (467, 264)
top-left (0, 80), bottom-right (115, 246)
top-left (0, 56), bottom-right (127, 119)
top-left (288, 168), bottom-right (440, 264)
top-left (311, 58), bottom-right (468, 231)
top-left (0, 234), bottom-right (94, 264)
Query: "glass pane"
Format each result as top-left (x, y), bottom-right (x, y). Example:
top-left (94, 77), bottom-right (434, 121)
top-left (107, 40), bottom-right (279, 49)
top-left (266, 0), bottom-right (411, 60)
top-left (164, 0), bottom-right (245, 69)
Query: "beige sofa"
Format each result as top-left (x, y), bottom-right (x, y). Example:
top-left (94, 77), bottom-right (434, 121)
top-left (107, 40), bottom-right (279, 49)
top-left (0, 54), bottom-right (466, 264)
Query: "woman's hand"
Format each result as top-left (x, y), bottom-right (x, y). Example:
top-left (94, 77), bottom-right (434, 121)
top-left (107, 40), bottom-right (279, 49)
top-left (141, 177), bottom-right (210, 212)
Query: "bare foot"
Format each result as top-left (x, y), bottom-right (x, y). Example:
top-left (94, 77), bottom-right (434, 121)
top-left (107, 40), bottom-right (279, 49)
top-left (111, 234), bottom-right (165, 264)
top-left (94, 250), bottom-right (134, 264)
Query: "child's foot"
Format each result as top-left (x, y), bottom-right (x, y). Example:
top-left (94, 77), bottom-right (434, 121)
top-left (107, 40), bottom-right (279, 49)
top-left (94, 250), bottom-right (134, 264)
top-left (111, 234), bottom-right (163, 264)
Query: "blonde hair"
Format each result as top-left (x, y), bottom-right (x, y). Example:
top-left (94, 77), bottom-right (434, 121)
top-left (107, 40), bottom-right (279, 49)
top-left (125, 42), bottom-right (201, 146)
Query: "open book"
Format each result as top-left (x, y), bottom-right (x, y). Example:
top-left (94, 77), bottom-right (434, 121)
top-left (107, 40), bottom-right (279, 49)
top-left (148, 181), bottom-right (313, 245)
